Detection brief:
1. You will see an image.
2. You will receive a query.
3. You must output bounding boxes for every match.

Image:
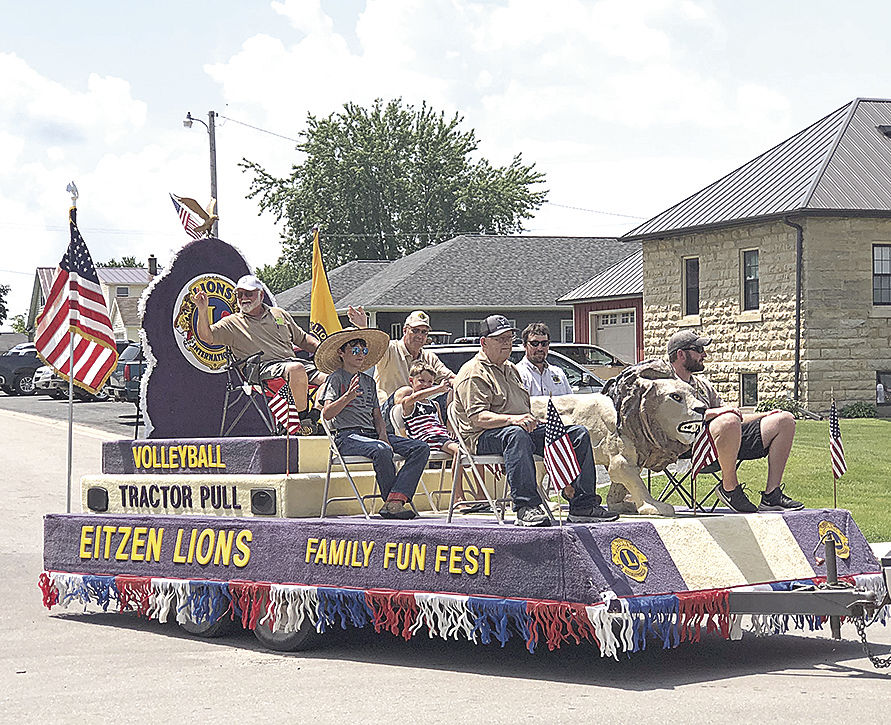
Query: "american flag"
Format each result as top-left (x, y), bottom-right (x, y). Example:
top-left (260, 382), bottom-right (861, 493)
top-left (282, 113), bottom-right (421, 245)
top-left (169, 193), bottom-right (203, 239)
top-left (267, 380), bottom-right (302, 435)
top-left (543, 398), bottom-right (580, 491)
top-left (34, 208), bottom-right (118, 394)
top-left (829, 399), bottom-right (847, 479)
top-left (691, 423), bottom-right (718, 478)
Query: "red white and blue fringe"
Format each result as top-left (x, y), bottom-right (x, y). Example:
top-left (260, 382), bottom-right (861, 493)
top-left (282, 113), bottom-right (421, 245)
top-left (38, 571), bottom-right (887, 657)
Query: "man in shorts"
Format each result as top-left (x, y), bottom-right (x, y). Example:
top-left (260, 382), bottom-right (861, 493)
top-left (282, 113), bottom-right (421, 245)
top-left (193, 275), bottom-right (321, 414)
top-left (667, 330), bottom-right (802, 513)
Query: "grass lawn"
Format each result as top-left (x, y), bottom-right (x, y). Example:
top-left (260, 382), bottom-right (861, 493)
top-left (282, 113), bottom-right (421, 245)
top-left (663, 418), bottom-right (891, 543)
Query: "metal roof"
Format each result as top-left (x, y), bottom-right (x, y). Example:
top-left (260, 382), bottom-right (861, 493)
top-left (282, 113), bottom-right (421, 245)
top-left (557, 248), bottom-right (642, 303)
top-left (96, 267), bottom-right (151, 285)
top-left (625, 99), bottom-right (891, 239)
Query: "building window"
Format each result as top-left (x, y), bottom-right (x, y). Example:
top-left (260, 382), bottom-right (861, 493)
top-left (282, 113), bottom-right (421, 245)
top-left (116, 286), bottom-right (129, 298)
top-left (741, 373), bottom-right (758, 407)
top-left (683, 257), bottom-right (699, 316)
top-left (561, 320), bottom-right (574, 342)
top-left (390, 323), bottom-right (403, 339)
top-left (878, 371), bottom-right (890, 405)
top-left (742, 249), bottom-right (759, 311)
top-left (620, 310), bottom-right (635, 325)
top-left (874, 244), bottom-right (891, 305)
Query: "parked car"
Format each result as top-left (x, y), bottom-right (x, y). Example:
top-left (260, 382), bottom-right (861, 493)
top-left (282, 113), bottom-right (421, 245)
top-left (0, 343), bottom-right (41, 395)
top-left (34, 363), bottom-right (111, 401)
top-left (548, 343), bottom-right (631, 380)
top-left (429, 344), bottom-right (604, 394)
top-left (33, 365), bottom-right (59, 396)
top-left (107, 342), bottom-right (146, 405)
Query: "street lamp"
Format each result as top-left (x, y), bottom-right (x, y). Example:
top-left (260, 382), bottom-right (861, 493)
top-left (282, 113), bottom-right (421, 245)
top-left (183, 111), bottom-right (219, 237)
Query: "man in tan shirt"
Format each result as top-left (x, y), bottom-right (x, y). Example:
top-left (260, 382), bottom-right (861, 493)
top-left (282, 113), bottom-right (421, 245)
top-left (193, 275), bottom-right (319, 412)
top-left (453, 314), bottom-right (616, 527)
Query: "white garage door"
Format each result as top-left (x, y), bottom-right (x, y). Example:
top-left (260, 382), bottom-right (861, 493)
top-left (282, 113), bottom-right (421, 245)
top-left (590, 309), bottom-right (636, 362)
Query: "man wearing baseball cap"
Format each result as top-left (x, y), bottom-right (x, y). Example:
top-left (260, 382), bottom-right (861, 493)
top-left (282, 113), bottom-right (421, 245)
top-left (193, 274), bottom-right (321, 416)
top-left (667, 329), bottom-right (801, 513)
top-left (452, 314), bottom-right (617, 527)
top-left (348, 306), bottom-right (455, 408)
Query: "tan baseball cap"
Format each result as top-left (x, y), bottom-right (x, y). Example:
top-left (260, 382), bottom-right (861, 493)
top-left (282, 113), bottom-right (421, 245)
top-left (404, 310), bottom-right (431, 329)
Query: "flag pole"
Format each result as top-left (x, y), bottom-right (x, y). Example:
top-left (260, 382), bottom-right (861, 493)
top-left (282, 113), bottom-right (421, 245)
top-left (831, 388), bottom-right (837, 510)
top-left (65, 182), bottom-right (78, 514)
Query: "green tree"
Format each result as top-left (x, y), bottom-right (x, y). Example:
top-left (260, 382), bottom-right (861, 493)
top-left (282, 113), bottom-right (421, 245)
top-left (242, 98), bottom-right (547, 292)
top-left (99, 256), bottom-right (141, 267)
top-left (0, 284), bottom-right (9, 326)
top-left (11, 314), bottom-right (27, 334)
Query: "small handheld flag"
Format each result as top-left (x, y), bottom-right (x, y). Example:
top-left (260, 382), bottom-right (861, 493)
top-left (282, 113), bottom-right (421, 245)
top-left (829, 399), bottom-right (847, 480)
top-left (170, 193), bottom-right (206, 239)
top-left (691, 423), bottom-right (718, 478)
top-left (267, 380), bottom-right (302, 436)
top-left (543, 398), bottom-right (581, 492)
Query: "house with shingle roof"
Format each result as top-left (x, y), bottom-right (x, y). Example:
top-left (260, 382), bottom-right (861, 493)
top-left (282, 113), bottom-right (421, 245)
top-left (279, 235), bottom-right (637, 343)
top-left (624, 98), bottom-right (891, 412)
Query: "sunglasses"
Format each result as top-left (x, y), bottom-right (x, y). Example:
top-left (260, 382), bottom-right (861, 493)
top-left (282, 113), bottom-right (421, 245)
top-left (236, 290), bottom-right (259, 298)
top-left (345, 346), bottom-right (369, 356)
top-left (526, 340), bottom-right (550, 347)
top-left (683, 345), bottom-right (705, 354)
top-left (406, 327), bottom-right (429, 336)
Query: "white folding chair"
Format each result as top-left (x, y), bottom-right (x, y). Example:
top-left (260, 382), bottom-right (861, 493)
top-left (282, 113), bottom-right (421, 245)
top-left (389, 400), bottom-right (455, 513)
top-left (446, 403), bottom-right (557, 525)
top-left (319, 415), bottom-right (405, 519)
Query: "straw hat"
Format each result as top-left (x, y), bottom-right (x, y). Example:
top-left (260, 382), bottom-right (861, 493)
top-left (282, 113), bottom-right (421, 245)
top-left (314, 326), bottom-right (391, 374)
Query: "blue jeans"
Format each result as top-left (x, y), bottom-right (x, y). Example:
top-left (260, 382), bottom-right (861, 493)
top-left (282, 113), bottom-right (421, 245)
top-left (476, 424), bottom-right (601, 510)
top-left (334, 430), bottom-right (430, 501)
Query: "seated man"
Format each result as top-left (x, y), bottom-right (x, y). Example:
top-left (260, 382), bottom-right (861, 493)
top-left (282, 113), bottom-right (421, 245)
top-left (667, 330), bottom-right (801, 513)
top-left (453, 314), bottom-right (617, 527)
top-left (193, 275), bottom-right (320, 414)
top-left (317, 328), bottom-right (430, 520)
top-left (516, 322), bottom-right (572, 396)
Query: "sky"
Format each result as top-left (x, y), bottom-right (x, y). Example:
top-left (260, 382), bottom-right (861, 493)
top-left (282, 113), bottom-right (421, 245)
top-left (2, 0), bottom-right (891, 330)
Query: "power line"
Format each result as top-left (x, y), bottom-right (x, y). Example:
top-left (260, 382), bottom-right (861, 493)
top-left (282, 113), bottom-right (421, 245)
top-left (218, 114), bottom-right (301, 144)
top-left (545, 201), bottom-right (647, 220)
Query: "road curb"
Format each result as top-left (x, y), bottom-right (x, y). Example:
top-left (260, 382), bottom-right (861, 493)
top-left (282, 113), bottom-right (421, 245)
top-left (0, 407), bottom-right (120, 441)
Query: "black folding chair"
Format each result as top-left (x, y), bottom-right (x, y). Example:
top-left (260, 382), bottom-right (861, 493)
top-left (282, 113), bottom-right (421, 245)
top-left (219, 350), bottom-right (277, 436)
top-left (649, 453), bottom-right (742, 513)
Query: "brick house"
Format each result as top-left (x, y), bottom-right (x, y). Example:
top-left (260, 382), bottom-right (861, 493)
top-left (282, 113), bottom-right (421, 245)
top-left (624, 98), bottom-right (891, 412)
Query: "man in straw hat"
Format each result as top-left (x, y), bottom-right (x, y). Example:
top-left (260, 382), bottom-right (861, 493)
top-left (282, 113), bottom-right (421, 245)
top-left (193, 275), bottom-right (322, 416)
top-left (317, 327), bottom-right (430, 520)
top-left (453, 314), bottom-right (617, 527)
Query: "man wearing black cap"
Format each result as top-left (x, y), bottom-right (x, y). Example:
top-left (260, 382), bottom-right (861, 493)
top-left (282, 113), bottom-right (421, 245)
top-left (453, 314), bottom-right (617, 526)
top-left (667, 330), bottom-right (801, 513)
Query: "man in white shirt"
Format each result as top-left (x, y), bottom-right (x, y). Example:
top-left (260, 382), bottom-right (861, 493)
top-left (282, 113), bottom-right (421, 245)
top-left (516, 323), bottom-right (572, 396)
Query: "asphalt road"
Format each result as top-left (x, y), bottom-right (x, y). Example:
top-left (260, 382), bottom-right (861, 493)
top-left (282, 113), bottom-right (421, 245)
top-left (0, 390), bottom-right (142, 436)
top-left (2, 405), bottom-right (891, 722)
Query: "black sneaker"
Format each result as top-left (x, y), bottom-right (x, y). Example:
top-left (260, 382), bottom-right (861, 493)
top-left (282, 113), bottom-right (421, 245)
top-left (568, 505), bottom-right (620, 523)
top-left (515, 504), bottom-right (551, 527)
top-left (759, 487), bottom-right (804, 511)
top-left (715, 484), bottom-right (758, 513)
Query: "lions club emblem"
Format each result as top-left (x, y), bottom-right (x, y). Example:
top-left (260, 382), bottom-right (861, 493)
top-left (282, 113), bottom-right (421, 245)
top-left (610, 537), bottom-right (649, 582)
top-left (173, 274), bottom-right (237, 373)
top-left (818, 521), bottom-right (851, 560)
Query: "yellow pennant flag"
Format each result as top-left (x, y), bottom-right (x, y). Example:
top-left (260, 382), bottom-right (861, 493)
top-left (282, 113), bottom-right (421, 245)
top-left (309, 227), bottom-right (342, 340)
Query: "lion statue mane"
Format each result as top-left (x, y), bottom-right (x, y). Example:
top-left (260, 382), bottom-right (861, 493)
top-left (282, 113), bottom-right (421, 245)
top-left (530, 359), bottom-right (706, 517)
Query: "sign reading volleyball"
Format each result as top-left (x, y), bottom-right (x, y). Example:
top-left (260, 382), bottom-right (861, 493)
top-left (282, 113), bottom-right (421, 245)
top-left (172, 274), bottom-right (237, 372)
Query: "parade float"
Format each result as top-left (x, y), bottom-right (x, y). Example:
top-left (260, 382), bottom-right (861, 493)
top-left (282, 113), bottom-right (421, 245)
top-left (39, 236), bottom-right (891, 664)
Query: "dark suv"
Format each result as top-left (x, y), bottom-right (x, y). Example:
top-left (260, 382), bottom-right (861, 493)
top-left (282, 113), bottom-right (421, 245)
top-left (0, 343), bottom-right (40, 395)
top-left (429, 344), bottom-right (604, 393)
top-left (107, 342), bottom-right (146, 405)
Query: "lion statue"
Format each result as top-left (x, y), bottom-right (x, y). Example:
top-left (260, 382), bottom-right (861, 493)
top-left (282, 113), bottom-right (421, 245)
top-left (530, 360), bottom-right (705, 517)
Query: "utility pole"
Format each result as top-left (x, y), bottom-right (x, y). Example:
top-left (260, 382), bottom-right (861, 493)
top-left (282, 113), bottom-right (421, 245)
top-left (183, 110), bottom-right (219, 237)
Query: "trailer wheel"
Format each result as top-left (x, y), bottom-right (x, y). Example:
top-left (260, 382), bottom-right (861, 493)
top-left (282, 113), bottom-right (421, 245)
top-left (252, 617), bottom-right (318, 651)
top-left (179, 616), bottom-right (236, 638)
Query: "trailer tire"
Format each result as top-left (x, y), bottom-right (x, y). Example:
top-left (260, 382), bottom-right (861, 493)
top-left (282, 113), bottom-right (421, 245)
top-left (180, 616), bottom-right (236, 638)
top-left (252, 618), bottom-right (319, 652)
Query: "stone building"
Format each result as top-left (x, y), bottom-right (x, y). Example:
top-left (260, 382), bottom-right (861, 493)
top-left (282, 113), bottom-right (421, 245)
top-left (624, 98), bottom-right (891, 412)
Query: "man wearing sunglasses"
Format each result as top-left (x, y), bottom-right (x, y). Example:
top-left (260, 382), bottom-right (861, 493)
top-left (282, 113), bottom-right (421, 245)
top-left (193, 275), bottom-right (320, 415)
top-left (667, 330), bottom-right (801, 513)
top-left (516, 322), bottom-right (572, 396)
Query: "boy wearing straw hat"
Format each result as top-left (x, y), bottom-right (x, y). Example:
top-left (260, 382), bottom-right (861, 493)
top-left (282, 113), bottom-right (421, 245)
top-left (317, 328), bottom-right (430, 520)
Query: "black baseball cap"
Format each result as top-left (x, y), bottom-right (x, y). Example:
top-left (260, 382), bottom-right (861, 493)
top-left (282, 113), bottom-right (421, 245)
top-left (479, 314), bottom-right (518, 338)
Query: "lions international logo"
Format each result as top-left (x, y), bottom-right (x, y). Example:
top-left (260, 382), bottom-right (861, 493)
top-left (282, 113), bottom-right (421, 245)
top-left (173, 274), bottom-right (237, 373)
top-left (610, 537), bottom-right (649, 582)
top-left (818, 521), bottom-right (851, 560)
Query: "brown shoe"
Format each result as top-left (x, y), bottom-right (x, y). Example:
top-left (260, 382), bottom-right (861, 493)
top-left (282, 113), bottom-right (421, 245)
top-left (379, 500), bottom-right (418, 520)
